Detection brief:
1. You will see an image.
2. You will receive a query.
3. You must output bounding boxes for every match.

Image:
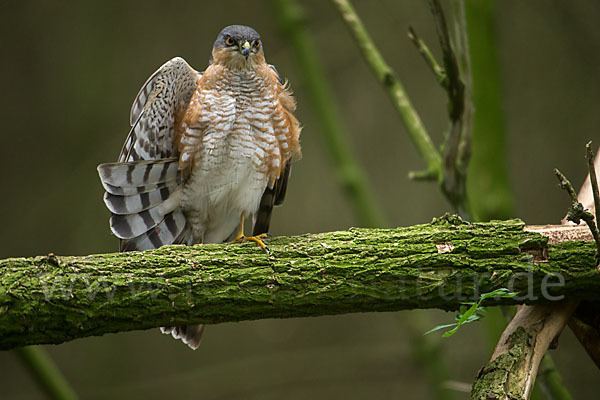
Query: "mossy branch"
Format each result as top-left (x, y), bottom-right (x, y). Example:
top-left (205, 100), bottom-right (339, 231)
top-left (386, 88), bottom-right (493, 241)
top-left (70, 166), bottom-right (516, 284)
top-left (1, 218), bottom-right (599, 351)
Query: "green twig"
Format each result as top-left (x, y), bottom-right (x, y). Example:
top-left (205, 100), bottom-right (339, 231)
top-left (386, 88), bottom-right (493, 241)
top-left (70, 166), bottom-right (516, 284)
top-left (407, 26), bottom-right (448, 88)
top-left (268, 0), bottom-right (385, 227)
top-left (16, 346), bottom-right (77, 400)
top-left (464, 0), bottom-right (513, 221)
top-left (329, 0), bottom-right (442, 178)
top-left (537, 355), bottom-right (573, 400)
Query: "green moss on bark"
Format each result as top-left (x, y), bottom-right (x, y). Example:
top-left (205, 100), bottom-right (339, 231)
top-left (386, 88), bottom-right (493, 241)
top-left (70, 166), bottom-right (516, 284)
top-left (471, 327), bottom-right (531, 399)
top-left (1, 218), bottom-right (598, 350)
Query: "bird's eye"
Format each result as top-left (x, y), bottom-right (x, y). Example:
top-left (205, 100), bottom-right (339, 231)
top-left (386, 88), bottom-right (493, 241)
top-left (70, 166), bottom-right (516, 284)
top-left (225, 37), bottom-right (235, 46)
top-left (254, 39), bottom-right (261, 48)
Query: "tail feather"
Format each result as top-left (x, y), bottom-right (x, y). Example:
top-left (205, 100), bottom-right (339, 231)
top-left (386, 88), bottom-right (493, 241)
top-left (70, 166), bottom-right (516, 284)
top-left (102, 181), bottom-right (174, 196)
top-left (110, 195), bottom-right (180, 239)
top-left (99, 157), bottom-right (206, 350)
top-left (103, 185), bottom-right (177, 215)
top-left (98, 158), bottom-right (179, 187)
top-left (160, 325), bottom-right (205, 350)
top-left (98, 158), bottom-right (179, 195)
top-left (119, 210), bottom-right (189, 252)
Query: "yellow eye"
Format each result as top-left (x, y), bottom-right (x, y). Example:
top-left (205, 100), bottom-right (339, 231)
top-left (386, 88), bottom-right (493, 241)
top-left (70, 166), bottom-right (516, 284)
top-left (225, 37), bottom-right (235, 46)
top-left (254, 39), bottom-right (261, 48)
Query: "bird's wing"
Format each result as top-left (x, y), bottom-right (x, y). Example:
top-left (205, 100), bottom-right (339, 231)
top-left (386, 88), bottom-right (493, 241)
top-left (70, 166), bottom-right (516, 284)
top-left (268, 64), bottom-right (284, 85)
top-left (252, 161), bottom-right (292, 236)
top-left (99, 57), bottom-right (200, 252)
top-left (119, 57), bottom-right (201, 162)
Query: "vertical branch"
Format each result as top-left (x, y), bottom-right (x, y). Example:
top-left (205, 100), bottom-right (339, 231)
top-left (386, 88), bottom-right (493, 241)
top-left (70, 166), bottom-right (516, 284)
top-left (464, 0), bottom-right (513, 221)
top-left (16, 346), bottom-right (77, 400)
top-left (429, 0), bottom-right (472, 217)
top-left (268, 0), bottom-right (386, 227)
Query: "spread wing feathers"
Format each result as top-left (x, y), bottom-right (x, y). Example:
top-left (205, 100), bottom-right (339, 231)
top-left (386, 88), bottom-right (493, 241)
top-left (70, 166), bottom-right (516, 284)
top-left (252, 161), bottom-right (292, 235)
top-left (97, 158), bottom-right (191, 250)
top-left (119, 57), bottom-right (201, 163)
top-left (98, 158), bottom-right (180, 194)
top-left (99, 58), bottom-right (200, 254)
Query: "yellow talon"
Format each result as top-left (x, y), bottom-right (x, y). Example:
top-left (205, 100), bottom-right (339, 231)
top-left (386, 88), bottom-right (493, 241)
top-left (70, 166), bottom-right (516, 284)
top-left (232, 213), bottom-right (271, 254)
top-left (239, 235), bottom-right (271, 254)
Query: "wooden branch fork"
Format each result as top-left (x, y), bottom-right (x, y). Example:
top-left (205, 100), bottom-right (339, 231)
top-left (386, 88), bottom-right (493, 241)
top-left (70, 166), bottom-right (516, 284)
top-left (1, 216), bottom-right (598, 352)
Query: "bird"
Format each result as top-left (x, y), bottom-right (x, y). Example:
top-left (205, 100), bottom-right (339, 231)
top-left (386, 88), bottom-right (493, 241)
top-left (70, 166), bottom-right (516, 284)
top-left (97, 25), bottom-right (301, 349)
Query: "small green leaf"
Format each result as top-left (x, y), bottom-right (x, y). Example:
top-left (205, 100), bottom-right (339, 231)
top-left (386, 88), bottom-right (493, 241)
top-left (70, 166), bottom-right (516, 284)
top-left (425, 288), bottom-right (516, 337)
top-left (424, 323), bottom-right (458, 335)
top-left (442, 325), bottom-right (460, 337)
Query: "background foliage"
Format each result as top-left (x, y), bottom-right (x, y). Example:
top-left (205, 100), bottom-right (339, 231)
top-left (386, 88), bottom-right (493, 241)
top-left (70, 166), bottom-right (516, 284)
top-left (1, 1), bottom-right (599, 398)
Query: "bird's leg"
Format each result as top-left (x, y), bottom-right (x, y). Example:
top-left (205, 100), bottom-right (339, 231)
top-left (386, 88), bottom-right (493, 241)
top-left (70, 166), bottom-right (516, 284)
top-left (233, 213), bottom-right (246, 242)
top-left (232, 212), bottom-right (271, 254)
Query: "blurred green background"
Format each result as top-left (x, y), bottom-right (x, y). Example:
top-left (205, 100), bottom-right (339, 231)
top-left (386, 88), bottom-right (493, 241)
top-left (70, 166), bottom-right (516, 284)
top-left (1, 0), bottom-right (599, 398)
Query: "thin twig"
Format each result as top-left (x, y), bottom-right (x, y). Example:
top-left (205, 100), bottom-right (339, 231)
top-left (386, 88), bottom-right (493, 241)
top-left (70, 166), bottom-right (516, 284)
top-left (407, 26), bottom-right (448, 88)
top-left (428, 0), bottom-right (470, 217)
top-left (431, 0), bottom-right (464, 121)
top-left (447, 0), bottom-right (473, 182)
top-left (329, 0), bottom-right (442, 178)
top-left (555, 168), bottom-right (580, 201)
top-left (555, 168), bottom-right (600, 263)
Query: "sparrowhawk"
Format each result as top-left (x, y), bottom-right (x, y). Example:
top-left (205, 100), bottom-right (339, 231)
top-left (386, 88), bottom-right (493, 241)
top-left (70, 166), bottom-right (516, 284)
top-left (97, 25), bottom-right (302, 349)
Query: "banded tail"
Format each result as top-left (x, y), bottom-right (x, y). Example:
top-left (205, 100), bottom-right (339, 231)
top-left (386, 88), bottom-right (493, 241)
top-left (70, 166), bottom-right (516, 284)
top-left (98, 158), bottom-right (205, 348)
top-left (97, 158), bottom-right (192, 251)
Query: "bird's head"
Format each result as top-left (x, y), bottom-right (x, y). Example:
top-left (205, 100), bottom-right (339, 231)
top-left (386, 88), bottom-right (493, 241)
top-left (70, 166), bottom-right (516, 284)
top-left (212, 25), bottom-right (264, 70)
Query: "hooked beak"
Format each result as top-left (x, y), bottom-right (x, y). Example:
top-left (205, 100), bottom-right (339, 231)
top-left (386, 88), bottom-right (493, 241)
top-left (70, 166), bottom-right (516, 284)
top-left (240, 41), bottom-right (251, 59)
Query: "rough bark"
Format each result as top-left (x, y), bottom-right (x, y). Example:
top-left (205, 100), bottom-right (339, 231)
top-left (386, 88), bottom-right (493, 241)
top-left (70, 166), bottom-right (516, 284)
top-left (1, 217), bottom-right (598, 351)
top-left (470, 301), bottom-right (578, 399)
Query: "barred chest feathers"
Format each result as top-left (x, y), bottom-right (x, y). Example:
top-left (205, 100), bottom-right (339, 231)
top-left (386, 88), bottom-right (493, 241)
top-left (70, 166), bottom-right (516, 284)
top-left (177, 66), bottom-right (292, 243)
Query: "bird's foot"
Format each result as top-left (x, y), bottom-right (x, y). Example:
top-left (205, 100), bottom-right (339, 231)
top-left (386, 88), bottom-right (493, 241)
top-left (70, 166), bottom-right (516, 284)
top-left (234, 233), bottom-right (271, 254)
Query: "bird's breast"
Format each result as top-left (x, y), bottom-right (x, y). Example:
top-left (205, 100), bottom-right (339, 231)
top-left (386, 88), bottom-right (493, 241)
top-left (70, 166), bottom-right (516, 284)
top-left (178, 70), bottom-right (282, 219)
top-left (186, 70), bottom-right (282, 175)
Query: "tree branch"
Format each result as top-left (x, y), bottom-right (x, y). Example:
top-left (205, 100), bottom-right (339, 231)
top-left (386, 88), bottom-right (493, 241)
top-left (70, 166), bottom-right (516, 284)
top-left (1, 218), bottom-right (599, 351)
top-left (437, 0), bottom-right (473, 218)
top-left (329, 0), bottom-right (442, 177)
top-left (471, 302), bottom-right (578, 399)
